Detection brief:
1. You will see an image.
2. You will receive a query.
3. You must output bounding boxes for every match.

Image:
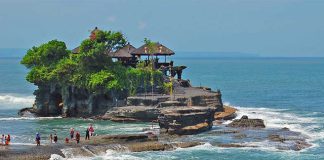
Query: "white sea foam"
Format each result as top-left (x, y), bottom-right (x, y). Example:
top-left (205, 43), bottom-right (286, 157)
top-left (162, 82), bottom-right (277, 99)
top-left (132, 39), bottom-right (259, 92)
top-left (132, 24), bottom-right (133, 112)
top-left (0, 94), bottom-right (34, 105)
top-left (102, 149), bottom-right (143, 160)
top-left (0, 116), bottom-right (62, 121)
top-left (224, 102), bottom-right (324, 142)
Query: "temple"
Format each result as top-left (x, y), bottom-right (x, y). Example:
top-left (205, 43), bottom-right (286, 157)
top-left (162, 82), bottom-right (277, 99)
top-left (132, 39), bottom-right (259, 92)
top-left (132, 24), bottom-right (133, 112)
top-left (72, 27), bottom-right (187, 80)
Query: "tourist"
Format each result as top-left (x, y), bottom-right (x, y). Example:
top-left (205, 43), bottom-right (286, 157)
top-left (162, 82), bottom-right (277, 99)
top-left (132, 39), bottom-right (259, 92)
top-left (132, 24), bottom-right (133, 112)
top-left (70, 128), bottom-right (74, 139)
top-left (85, 128), bottom-right (90, 140)
top-left (65, 137), bottom-right (69, 143)
top-left (35, 133), bottom-right (41, 146)
top-left (89, 124), bottom-right (94, 136)
top-left (53, 134), bottom-right (58, 143)
top-left (75, 132), bottom-right (80, 144)
top-left (49, 134), bottom-right (53, 143)
top-left (1, 134), bottom-right (4, 144)
top-left (6, 134), bottom-right (10, 145)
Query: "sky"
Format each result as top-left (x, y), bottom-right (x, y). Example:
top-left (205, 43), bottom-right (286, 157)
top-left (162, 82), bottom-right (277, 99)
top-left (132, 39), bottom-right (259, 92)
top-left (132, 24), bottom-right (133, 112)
top-left (0, 0), bottom-right (324, 57)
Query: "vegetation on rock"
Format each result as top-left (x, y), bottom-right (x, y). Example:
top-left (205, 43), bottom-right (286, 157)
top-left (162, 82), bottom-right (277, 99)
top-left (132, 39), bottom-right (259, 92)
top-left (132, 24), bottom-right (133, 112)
top-left (21, 29), bottom-right (164, 95)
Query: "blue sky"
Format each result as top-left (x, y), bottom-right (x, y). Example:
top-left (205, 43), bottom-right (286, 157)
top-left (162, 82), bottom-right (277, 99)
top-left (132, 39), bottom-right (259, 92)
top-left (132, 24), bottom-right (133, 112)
top-left (0, 0), bottom-right (324, 57)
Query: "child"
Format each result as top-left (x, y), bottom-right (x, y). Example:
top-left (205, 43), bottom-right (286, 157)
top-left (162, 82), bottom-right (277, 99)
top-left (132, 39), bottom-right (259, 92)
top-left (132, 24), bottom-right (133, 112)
top-left (65, 137), bottom-right (69, 143)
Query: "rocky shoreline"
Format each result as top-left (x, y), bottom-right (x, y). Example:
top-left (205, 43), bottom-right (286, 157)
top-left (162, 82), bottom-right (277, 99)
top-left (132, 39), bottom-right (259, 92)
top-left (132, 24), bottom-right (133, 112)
top-left (6, 103), bottom-right (313, 160)
top-left (15, 80), bottom-right (312, 159)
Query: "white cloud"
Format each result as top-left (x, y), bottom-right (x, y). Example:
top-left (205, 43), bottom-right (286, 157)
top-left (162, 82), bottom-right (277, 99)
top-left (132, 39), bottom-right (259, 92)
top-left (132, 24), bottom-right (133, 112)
top-left (138, 21), bottom-right (147, 30)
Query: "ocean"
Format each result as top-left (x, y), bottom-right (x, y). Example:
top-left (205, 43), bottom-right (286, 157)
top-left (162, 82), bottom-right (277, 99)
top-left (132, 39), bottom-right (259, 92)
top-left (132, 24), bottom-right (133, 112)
top-left (0, 56), bottom-right (323, 160)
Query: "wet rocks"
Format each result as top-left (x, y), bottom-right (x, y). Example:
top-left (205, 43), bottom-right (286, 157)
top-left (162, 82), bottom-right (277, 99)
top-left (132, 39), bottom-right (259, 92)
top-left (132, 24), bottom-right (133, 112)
top-left (216, 143), bottom-right (257, 148)
top-left (101, 106), bottom-right (160, 122)
top-left (206, 129), bottom-right (239, 135)
top-left (126, 141), bottom-right (202, 152)
top-left (267, 133), bottom-right (312, 151)
top-left (18, 107), bottom-right (37, 117)
top-left (158, 106), bottom-right (216, 135)
top-left (227, 115), bottom-right (265, 128)
top-left (214, 106), bottom-right (237, 120)
top-left (100, 134), bottom-right (158, 143)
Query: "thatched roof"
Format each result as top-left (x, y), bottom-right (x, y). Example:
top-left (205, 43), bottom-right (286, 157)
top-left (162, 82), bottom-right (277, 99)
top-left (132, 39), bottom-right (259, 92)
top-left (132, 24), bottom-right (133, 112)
top-left (131, 43), bottom-right (175, 56)
top-left (107, 44), bottom-right (136, 58)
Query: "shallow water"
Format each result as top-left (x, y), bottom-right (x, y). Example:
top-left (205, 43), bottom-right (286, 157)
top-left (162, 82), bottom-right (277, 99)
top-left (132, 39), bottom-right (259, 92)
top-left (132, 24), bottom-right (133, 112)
top-left (1, 57), bottom-right (324, 159)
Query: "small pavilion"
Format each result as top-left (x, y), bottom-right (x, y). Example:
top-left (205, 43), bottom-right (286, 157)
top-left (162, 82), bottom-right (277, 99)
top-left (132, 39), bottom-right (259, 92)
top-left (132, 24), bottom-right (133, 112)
top-left (107, 43), bottom-right (137, 66)
top-left (131, 42), bottom-right (175, 69)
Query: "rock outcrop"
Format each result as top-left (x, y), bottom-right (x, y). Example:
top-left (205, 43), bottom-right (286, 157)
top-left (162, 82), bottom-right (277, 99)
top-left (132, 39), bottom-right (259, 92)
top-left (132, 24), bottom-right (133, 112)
top-left (227, 115), bottom-right (265, 128)
top-left (103, 87), bottom-right (224, 123)
top-left (20, 84), bottom-right (128, 117)
top-left (158, 106), bottom-right (216, 135)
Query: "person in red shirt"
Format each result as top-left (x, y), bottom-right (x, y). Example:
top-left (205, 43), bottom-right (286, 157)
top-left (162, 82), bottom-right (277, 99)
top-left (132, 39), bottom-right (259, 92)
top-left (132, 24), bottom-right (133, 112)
top-left (75, 132), bottom-right (80, 144)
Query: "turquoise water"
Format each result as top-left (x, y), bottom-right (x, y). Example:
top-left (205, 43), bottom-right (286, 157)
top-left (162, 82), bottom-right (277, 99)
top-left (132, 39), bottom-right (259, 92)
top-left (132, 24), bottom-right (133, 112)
top-left (0, 57), bottom-right (324, 159)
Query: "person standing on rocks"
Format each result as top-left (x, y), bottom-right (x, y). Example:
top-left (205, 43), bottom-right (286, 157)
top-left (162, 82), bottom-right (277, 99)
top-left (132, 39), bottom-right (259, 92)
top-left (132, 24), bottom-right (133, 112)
top-left (85, 128), bottom-right (90, 140)
top-left (35, 133), bottom-right (41, 146)
top-left (76, 132), bottom-right (80, 144)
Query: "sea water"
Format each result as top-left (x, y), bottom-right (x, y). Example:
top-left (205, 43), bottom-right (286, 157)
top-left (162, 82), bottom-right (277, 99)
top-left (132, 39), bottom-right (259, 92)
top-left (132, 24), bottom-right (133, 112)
top-left (0, 56), bottom-right (324, 160)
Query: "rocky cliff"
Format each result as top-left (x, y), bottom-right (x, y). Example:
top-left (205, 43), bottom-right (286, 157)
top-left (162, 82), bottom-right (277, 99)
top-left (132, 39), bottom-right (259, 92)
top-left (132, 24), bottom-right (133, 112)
top-left (20, 83), bottom-right (128, 117)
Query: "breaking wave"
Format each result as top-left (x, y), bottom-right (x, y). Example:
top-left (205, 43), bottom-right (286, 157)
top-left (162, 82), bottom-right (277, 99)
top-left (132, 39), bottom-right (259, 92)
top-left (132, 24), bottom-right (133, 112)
top-left (0, 94), bottom-right (34, 105)
top-left (0, 116), bottom-right (62, 121)
top-left (224, 102), bottom-right (324, 142)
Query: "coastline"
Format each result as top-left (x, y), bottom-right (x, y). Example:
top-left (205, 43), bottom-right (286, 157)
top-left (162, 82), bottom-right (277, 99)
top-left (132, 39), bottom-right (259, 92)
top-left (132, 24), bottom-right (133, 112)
top-left (1, 105), bottom-right (314, 160)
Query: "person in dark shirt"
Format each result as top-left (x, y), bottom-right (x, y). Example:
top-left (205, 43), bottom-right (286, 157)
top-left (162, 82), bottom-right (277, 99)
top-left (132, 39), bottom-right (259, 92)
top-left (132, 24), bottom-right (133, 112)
top-left (35, 133), bottom-right (41, 146)
top-left (85, 128), bottom-right (90, 140)
top-left (53, 134), bottom-right (58, 143)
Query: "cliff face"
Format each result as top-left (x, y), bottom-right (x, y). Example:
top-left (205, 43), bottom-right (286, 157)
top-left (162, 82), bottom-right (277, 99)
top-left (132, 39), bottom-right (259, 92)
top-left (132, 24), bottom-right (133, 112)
top-left (32, 83), bottom-right (127, 117)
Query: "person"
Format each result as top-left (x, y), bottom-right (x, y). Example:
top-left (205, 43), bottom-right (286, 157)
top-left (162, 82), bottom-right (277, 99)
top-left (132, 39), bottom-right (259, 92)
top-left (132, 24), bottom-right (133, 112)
top-left (5, 136), bottom-right (8, 145)
top-left (65, 137), bottom-right (69, 143)
top-left (53, 134), bottom-right (58, 143)
top-left (70, 128), bottom-right (74, 139)
top-left (49, 134), bottom-right (53, 143)
top-left (89, 124), bottom-right (94, 136)
top-left (75, 132), bottom-right (80, 144)
top-left (85, 128), bottom-right (90, 140)
top-left (6, 134), bottom-right (10, 145)
top-left (1, 134), bottom-right (4, 144)
top-left (35, 133), bottom-right (41, 146)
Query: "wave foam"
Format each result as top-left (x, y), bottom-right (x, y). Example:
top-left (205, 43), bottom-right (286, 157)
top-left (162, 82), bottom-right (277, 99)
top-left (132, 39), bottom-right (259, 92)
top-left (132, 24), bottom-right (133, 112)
top-left (0, 94), bottom-right (34, 105)
top-left (226, 103), bottom-right (324, 142)
top-left (0, 116), bottom-right (62, 121)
